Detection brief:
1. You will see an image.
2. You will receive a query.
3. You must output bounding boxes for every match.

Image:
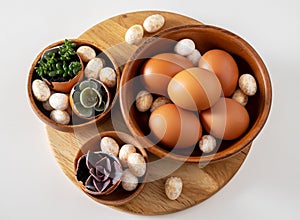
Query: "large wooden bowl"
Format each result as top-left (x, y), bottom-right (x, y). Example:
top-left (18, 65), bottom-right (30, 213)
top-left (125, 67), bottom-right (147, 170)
top-left (120, 24), bottom-right (272, 163)
top-left (27, 39), bottom-right (121, 132)
top-left (74, 131), bottom-right (148, 206)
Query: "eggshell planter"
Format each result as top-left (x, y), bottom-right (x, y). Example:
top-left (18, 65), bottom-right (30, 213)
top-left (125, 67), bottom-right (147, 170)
top-left (75, 151), bottom-right (123, 196)
top-left (69, 79), bottom-right (111, 120)
top-left (43, 53), bottom-right (84, 93)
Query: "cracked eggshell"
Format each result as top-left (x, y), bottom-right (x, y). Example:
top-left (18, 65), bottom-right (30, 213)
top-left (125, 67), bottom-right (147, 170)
top-left (119, 144), bottom-right (136, 167)
top-left (49, 93), bottom-right (69, 110)
top-left (100, 137), bottom-right (120, 157)
top-left (127, 153), bottom-right (146, 177)
top-left (121, 169), bottom-right (138, 191)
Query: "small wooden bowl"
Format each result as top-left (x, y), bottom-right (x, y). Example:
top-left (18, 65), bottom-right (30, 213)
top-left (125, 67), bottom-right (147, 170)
top-left (74, 131), bottom-right (148, 206)
top-left (120, 25), bottom-right (272, 163)
top-left (27, 39), bottom-right (121, 132)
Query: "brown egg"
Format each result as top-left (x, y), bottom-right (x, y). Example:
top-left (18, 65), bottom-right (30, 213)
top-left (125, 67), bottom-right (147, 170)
top-left (168, 67), bottom-right (222, 111)
top-left (198, 49), bottom-right (239, 97)
top-left (200, 98), bottom-right (250, 140)
top-left (142, 53), bottom-right (194, 95)
top-left (149, 104), bottom-right (202, 148)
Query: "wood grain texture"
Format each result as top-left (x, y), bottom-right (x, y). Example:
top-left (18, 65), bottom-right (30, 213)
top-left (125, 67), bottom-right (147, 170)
top-left (46, 11), bottom-right (252, 215)
top-left (79, 10), bottom-right (202, 67)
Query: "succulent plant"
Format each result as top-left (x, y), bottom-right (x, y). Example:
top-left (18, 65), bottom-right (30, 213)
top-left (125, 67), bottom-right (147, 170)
top-left (76, 151), bottom-right (123, 195)
top-left (71, 79), bottom-right (109, 119)
top-left (35, 39), bottom-right (82, 82)
top-left (58, 39), bottom-right (77, 61)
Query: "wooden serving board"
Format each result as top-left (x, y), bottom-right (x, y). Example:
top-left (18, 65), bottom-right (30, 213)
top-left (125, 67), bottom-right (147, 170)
top-left (46, 11), bottom-right (251, 215)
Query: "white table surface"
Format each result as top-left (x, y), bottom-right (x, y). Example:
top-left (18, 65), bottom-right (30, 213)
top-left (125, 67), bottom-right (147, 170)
top-left (1, 0), bottom-right (299, 219)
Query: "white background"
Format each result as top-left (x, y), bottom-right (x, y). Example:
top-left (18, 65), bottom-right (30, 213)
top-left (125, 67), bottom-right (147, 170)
top-left (1, 0), bottom-right (299, 219)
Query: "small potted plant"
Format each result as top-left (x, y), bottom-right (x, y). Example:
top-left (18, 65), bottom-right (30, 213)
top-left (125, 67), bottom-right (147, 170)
top-left (70, 79), bottom-right (110, 119)
top-left (75, 150), bottom-right (123, 196)
top-left (34, 39), bottom-right (84, 93)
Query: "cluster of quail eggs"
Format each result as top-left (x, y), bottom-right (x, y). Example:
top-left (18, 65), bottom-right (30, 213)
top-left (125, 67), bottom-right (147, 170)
top-left (100, 135), bottom-right (183, 199)
top-left (100, 135), bottom-right (184, 199)
top-left (125, 14), bottom-right (165, 45)
top-left (32, 79), bottom-right (71, 124)
top-left (100, 136), bottom-right (147, 191)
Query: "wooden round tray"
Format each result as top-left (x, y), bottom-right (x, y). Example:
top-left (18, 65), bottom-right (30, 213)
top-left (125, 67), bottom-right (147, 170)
top-left (46, 10), bottom-right (251, 215)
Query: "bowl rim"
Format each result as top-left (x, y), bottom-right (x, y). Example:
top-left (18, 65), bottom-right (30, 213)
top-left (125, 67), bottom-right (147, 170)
top-left (120, 24), bottom-right (272, 163)
top-left (27, 38), bottom-right (121, 132)
top-left (73, 130), bottom-right (148, 206)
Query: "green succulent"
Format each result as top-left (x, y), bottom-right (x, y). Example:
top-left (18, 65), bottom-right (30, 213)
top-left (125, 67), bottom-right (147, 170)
top-left (58, 39), bottom-right (77, 61)
top-left (72, 79), bottom-right (108, 118)
top-left (35, 39), bottom-right (82, 81)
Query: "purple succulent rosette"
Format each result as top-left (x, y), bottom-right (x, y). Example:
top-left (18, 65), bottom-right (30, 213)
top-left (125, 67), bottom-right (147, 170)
top-left (76, 151), bottom-right (123, 195)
